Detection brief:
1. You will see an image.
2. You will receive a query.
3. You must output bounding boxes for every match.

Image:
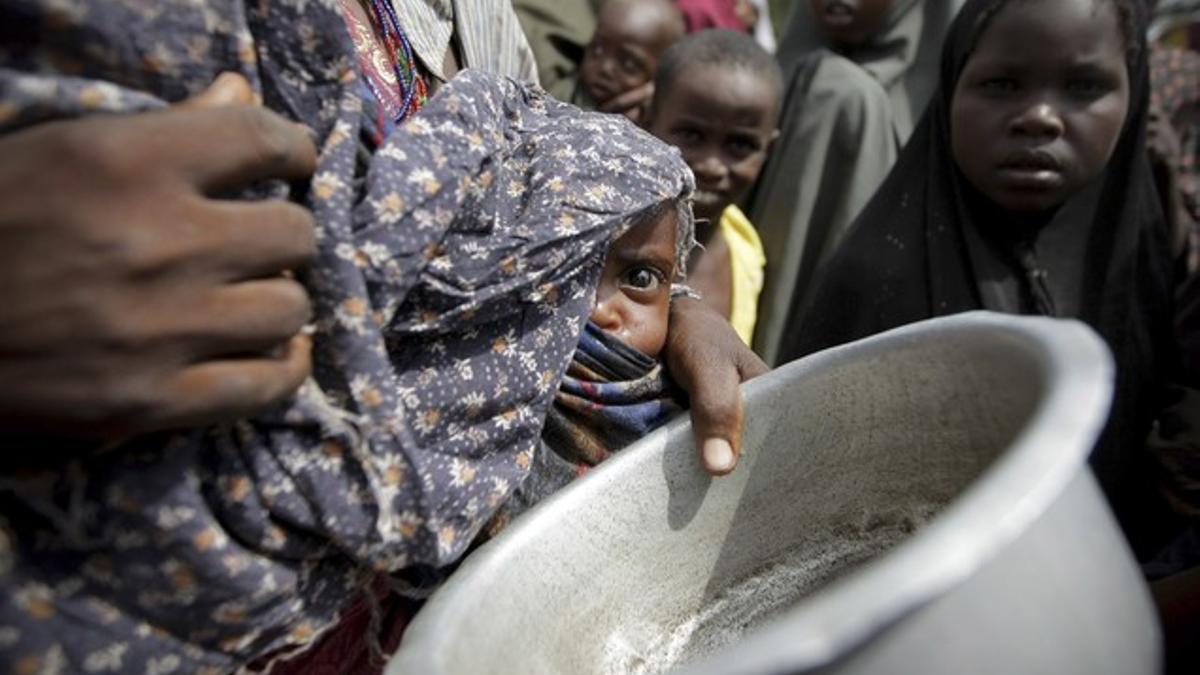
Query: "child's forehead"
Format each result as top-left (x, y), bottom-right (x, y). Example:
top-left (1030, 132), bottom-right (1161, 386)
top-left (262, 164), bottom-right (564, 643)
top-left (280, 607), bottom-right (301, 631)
top-left (613, 207), bottom-right (680, 263)
top-left (598, 0), bottom-right (679, 42)
top-left (968, 0), bottom-right (1127, 64)
top-left (664, 63), bottom-right (781, 115)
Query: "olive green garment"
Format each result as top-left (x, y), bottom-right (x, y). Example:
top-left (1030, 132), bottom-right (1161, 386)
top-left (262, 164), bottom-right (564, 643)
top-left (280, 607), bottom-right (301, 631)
top-left (748, 0), bottom-right (964, 365)
top-left (773, 0), bottom-right (964, 140)
top-left (768, 0), bottom-right (794, 40)
top-left (512, 0), bottom-right (596, 102)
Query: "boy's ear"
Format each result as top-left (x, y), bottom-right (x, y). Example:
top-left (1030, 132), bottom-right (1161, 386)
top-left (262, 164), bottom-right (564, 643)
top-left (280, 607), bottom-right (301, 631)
top-left (768, 127), bottom-right (781, 147)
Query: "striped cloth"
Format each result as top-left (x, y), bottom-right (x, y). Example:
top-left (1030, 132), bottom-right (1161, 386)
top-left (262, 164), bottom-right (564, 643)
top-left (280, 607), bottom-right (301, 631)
top-left (391, 0), bottom-right (540, 83)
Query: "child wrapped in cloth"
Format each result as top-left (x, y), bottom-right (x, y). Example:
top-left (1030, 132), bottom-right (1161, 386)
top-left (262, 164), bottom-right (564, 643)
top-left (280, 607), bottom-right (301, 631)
top-left (0, 2), bottom-right (695, 669)
top-left (488, 168), bottom-right (699, 533)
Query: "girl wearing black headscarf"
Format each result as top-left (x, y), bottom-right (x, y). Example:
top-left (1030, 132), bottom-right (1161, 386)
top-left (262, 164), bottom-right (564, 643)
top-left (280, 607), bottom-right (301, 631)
top-left (780, 0), bottom-right (1184, 560)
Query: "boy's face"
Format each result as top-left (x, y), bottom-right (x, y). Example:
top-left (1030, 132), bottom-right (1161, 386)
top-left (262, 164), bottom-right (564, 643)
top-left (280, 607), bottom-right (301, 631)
top-left (581, 1), bottom-right (676, 104)
top-left (648, 64), bottom-right (780, 225)
top-left (950, 0), bottom-right (1129, 213)
top-left (809, 0), bottom-right (896, 48)
top-left (590, 208), bottom-right (678, 359)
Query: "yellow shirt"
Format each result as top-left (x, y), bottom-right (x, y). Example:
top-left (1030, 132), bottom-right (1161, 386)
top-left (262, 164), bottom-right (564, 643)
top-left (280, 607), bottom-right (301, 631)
top-left (719, 205), bottom-right (766, 346)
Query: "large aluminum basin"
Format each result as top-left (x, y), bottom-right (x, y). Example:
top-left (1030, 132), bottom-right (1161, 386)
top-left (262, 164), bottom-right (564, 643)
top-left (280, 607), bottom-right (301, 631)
top-left (389, 312), bottom-right (1160, 674)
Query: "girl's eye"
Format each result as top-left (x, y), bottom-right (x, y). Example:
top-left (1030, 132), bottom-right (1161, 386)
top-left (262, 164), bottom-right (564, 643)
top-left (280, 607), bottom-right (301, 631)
top-left (619, 56), bottom-right (641, 74)
top-left (623, 266), bottom-right (665, 291)
top-left (673, 128), bottom-right (703, 145)
top-left (1065, 78), bottom-right (1110, 98)
top-left (728, 136), bottom-right (762, 157)
top-left (980, 77), bottom-right (1019, 93)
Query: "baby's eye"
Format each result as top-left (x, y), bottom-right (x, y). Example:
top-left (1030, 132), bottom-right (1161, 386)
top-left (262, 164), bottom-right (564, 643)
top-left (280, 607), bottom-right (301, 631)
top-left (619, 55), bottom-right (641, 74)
top-left (623, 266), bottom-right (665, 291)
top-left (672, 127), bottom-right (703, 146)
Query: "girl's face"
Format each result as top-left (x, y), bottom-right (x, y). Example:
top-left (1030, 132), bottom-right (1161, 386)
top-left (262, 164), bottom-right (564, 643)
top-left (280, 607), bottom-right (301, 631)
top-left (950, 0), bottom-right (1130, 213)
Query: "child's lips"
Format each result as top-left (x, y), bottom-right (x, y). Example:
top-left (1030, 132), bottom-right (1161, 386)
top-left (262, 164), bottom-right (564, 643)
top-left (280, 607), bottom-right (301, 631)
top-left (999, 149), bottom-right (1063, 172)
top-left (820, 0), bottom-right (857, 25)
top-left (997, 167), bottom-right (1065, 191)
top-left (583, 77), bottom-right (616, 103)
top-left (996, 149), bottom-right (1065, 189)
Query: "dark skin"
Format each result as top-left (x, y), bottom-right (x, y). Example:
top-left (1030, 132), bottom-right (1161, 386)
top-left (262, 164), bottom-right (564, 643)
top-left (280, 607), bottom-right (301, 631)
top-left (334, 4), bottom-right (765, 472)
top-left (0, 68), bottom-right (764, 474)
top-left (0, 74), bottom-right (316, 439)
top-left (666, 297), bottom-right (768, 473)
top-left (581, 0), bottom-right (683, 124)
top-left (950, 0), bottom-right (1130, 215)
top-left (0, 0), bottom-right (767, 473)
top-left (809, 0), bottom-right (896, 49)
top-left (648, 63), bottom-right (780, 321)
top-left (591, 210), bottom-right (677, 358)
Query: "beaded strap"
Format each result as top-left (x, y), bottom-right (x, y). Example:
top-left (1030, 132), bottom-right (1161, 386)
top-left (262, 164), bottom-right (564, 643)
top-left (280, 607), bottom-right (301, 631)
top-left (364, 0), bottom-right (429, 123)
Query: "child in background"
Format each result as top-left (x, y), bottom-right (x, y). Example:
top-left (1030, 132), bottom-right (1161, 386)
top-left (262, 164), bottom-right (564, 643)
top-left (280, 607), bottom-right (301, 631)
top-left (748, 0), bottom-right (963, 365)
top-left (787, 0), bottom-right (1200, 665)
top-left (576, 0), bottom-right (686, 124)
top-left (788, 0), bottom-right (1188, 565)
top-left (647, 29), bottom-right (782, 345)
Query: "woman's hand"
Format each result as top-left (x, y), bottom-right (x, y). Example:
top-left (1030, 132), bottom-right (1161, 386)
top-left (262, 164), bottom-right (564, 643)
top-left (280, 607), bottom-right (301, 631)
top-left (665, 297), bottom-right (769, 475)
top-left (0, 74), bottom-right (318, 439)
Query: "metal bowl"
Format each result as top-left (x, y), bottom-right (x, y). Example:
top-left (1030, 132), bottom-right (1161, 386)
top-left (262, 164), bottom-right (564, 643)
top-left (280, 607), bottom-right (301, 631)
top-left (389, 312), bottom-right (1160, 675)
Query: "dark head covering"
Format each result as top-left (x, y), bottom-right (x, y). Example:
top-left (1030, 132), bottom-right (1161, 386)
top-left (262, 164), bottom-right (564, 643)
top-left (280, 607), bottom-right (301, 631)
top-left (782, 0), bottom-right (1177, 557)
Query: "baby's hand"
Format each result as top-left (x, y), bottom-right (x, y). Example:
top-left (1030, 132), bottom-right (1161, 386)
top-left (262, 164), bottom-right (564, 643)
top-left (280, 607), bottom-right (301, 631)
top-left (597, 81), bottom-right (656, 126)
top-left (665, 298), bottom-right (769, 475)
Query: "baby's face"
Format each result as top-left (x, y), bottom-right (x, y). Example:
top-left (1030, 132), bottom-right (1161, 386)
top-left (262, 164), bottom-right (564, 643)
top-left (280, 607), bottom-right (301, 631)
top-left (581, 1), bottom-right (677, 104)
top-left (590, 208), bottom-right (678, 358)
top-left (648, 65), bottom-right (779, 225)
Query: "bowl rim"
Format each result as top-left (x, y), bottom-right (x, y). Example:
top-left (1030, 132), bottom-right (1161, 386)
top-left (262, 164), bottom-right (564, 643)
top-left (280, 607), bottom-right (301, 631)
top-left (390, 311), bottom-right (1117, 675)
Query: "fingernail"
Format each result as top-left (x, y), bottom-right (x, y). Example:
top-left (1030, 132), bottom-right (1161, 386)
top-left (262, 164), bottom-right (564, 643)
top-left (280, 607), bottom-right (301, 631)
top-left (703, 438), bottom-right (735, 473)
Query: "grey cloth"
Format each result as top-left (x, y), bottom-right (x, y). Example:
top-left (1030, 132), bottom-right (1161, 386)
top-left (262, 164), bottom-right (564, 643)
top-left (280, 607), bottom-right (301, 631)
top-left (392, 0), bottom-right (540, 84)
top-left (747, 0), bottom-right (962, 365)
top-left (773, 0), bottom-right (963, 140)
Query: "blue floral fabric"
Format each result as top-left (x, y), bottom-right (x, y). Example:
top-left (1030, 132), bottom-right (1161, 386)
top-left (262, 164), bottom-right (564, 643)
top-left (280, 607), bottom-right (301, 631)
top-left (0, 1), bottom-right (694, 672)
top-left (542, 321), bottom-right (685, 467)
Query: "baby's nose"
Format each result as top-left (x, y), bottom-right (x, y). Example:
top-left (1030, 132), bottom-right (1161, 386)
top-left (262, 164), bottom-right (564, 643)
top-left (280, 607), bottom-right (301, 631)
top-left (590, 296), bottom-right (622, 332)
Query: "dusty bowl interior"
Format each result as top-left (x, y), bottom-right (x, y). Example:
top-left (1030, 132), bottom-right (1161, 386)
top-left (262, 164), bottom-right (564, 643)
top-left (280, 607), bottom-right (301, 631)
top-left (390, 313), bottom-right (1159, 675)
